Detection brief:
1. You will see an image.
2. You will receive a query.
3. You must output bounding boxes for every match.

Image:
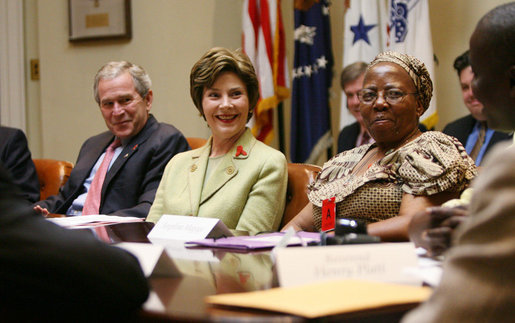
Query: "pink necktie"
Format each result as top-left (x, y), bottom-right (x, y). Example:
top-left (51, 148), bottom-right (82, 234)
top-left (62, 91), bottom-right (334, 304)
top-left (82, 139), bottom-right (121, 215)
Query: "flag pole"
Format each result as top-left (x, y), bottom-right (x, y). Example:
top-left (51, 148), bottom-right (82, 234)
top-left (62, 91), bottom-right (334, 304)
top-left (277, 102), bottom-right (285, 153)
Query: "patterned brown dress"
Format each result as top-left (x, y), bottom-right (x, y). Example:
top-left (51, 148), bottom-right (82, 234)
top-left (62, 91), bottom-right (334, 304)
top-left (309, 131), bottom-right (477, 230)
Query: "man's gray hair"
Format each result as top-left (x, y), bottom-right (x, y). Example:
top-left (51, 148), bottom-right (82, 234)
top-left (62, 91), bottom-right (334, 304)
top-left (93, 61), bottom-right (151, 104)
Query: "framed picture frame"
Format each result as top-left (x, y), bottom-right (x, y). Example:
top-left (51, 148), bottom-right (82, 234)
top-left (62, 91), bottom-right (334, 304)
top-left (68, 0), bottom-right (132, 42)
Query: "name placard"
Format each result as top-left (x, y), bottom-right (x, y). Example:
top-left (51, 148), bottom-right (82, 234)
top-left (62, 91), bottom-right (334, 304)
top-left (115, 242), bottom-right (181, 278)
top-left (275, 242), bottom-right (420, 287)
top-left (147, 214), bottom-right (233, 242)
top-left (156, 240), bottom-right (219, 262)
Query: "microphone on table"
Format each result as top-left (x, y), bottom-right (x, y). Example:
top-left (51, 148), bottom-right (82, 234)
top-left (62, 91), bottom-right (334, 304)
top-left (320, 218), bottom-right (380, 245)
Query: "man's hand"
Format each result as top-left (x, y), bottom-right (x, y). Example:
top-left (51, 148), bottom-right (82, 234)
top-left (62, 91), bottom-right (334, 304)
top-left (33, 205), bottom-right (50, 217)
top-left (409, 206), bottom-right (468, 257)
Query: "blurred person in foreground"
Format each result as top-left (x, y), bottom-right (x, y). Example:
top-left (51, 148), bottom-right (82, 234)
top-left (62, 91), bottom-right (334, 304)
top-left (443, 50), bottom-right (512, 166)
top-left (283, 51), bottom-right (476, 241)
top-left (147, 48), bottom-right (287, 235)
top-left (403, 3), bottom-right (515, 322)
top-left (0, 163), bottom-right (148, 320)
top-left (0, 126), bottom-right (40, 203)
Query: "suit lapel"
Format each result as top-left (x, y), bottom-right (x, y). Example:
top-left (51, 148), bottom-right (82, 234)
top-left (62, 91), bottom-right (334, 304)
top-left (78, 134), bottom-right (112, 185)
top-left (188, 144), bottom-right (210, 216)
top-left (200, 153), bottom-right (238, 204)
top-left (101, 115), bottom-right (158, 198)
top-left (198, 128), bottom-right (255, 205)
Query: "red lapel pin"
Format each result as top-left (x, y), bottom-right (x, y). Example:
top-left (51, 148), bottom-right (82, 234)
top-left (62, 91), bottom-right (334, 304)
top-left (235, 145), bottom-right (247, 157)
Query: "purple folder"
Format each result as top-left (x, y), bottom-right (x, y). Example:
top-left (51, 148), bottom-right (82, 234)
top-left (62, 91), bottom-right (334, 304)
top-left (186, 232), bottom-right (321, 250)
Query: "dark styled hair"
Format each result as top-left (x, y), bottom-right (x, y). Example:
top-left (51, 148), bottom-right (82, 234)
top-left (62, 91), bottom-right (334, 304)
top-left (453, 50), bottom-right (470, 77)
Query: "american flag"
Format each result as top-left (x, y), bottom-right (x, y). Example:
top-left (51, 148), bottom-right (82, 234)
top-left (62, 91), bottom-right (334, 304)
top-left (290, 0), bottom-right (334, 163)
top-left (242, 0), bottom-right (289, 144)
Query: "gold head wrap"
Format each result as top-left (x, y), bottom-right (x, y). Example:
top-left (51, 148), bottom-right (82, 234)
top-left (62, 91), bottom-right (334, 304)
top-left (368, 51), bottom-right (433, 112)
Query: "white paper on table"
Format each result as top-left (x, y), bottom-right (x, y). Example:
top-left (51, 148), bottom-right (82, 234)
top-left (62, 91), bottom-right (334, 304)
top-left (403, 247), bottom-right (443, 287)
top-left (47, 214), bottom-right (143, 228)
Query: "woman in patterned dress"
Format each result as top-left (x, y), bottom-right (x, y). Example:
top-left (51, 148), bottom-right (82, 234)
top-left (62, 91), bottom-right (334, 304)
top-left (283, 51), bottom-right (477, 241)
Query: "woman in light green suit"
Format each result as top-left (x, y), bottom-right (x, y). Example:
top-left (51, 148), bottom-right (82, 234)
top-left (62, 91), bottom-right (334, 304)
top-left (147, 48), bottom-right (287, 234)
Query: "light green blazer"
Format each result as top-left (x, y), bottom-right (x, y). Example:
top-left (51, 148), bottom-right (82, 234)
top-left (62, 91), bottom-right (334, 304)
top-left (146, 128), bottom-right (287, 234)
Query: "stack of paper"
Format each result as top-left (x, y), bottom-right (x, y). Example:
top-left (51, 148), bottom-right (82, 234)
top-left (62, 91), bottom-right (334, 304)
top-left (47, 214), bottom-right (143, 228)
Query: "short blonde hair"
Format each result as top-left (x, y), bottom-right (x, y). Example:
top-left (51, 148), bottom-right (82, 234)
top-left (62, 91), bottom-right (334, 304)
top-left (190, 47), bottom-right (259, 121)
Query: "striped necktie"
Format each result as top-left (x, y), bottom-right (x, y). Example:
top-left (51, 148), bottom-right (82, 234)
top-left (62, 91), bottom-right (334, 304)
top-left (469, 122), bottom-right (487, 163)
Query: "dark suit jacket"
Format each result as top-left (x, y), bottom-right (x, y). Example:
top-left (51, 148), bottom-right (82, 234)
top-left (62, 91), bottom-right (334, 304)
top-left (0, 163), bottom-right (148, 320)
top-left (36, 115), bottom-right (190, 218)
top-left (337, 122), bottom-right (428, 153)
top-left (0, 126), bottom-right (40, 203)
top-left (443, 114), bottom-right (512, 163)
top-left (337, 122), bottom-right (361, 153)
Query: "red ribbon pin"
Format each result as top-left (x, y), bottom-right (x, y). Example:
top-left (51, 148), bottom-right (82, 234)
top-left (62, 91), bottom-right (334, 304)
top-left (235, 145), bottom-right (247, 157)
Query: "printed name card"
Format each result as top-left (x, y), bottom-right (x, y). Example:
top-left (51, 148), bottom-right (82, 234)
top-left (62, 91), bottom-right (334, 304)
top-left (147, 214), bottom-right (233, 242)
top-left (115, 242), bottom-right (181, 278)
top-left (275, 242), bottom-right (420, 288)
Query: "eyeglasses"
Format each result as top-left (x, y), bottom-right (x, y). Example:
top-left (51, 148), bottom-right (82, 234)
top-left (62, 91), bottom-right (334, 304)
top-left (357, 89), bottom-right (418, 105)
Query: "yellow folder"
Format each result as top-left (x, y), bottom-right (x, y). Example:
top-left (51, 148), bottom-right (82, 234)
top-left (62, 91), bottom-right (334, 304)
top-left (205, 279), bottom-right (432, 318)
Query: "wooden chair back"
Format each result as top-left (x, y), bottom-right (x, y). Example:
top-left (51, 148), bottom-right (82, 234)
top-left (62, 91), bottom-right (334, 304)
top-left (281, 163), bottom-right (321, 228)
top-left (33, 159), bottom-right (73, 200)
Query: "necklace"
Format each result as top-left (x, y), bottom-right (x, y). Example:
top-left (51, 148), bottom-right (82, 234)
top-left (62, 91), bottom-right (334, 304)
top-left (352, 148), bottom-right (379, 176)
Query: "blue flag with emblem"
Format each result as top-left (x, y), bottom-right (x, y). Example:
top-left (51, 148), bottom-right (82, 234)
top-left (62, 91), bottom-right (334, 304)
top-left (290, 0), bottom-right (334, 163)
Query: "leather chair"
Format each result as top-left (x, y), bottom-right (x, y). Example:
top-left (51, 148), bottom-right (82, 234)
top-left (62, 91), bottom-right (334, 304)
top-left (281, 163), bottom-right (321, 228)
top-left (186, 137), bottom-right (207, 149)
top-left (33, 159), bottom-right (73, 200)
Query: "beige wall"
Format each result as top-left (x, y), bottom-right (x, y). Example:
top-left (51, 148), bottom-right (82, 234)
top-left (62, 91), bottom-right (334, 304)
top-left (25, 0), bottom-right (510, 163)
top-left (30, 0), bottom-right (242, 162)
top-left (429, 0), bottom-right (510, 130)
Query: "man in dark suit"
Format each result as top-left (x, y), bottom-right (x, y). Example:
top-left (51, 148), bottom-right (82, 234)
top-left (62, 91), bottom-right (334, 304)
top-left (337, 62), bottom-right (372, 153)
top-left (0, 126), bottom-right (40, 203)
top-left (35, 61), bottom-right (189, 218)
top-left (0, 163), bottom-right (149, 320)
top-left (443, 50), bottom-right (512, 165)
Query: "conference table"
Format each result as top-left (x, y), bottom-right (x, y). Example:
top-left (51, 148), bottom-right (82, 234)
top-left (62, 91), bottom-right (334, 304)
top-left (85, 222), bottom-right (424, 322)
